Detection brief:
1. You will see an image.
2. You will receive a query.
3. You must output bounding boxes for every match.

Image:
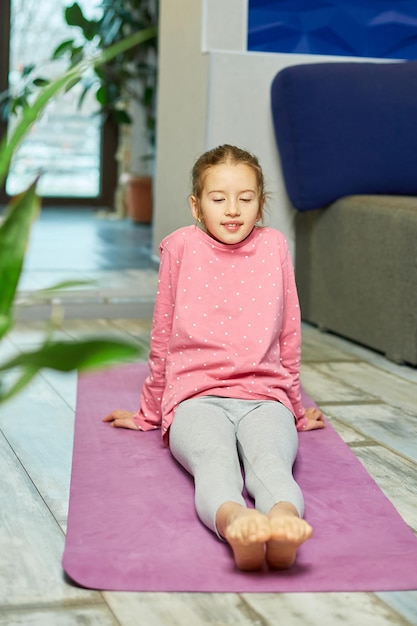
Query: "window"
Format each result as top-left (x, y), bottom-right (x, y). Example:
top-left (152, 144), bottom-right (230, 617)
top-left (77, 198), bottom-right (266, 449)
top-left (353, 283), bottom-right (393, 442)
top-left (1, 0), bottom-right (118, 208)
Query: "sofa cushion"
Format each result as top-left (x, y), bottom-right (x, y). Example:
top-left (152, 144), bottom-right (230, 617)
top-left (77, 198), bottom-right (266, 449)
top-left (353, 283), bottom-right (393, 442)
top-left (270, 61), bottom-right (417, 211)
top-left (294, 194), bottom-right (417, 364)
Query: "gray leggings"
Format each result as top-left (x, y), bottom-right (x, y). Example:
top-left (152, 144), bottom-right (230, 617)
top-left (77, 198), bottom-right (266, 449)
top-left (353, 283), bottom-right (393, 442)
top-left (169, 396), bottom-right (304, 536)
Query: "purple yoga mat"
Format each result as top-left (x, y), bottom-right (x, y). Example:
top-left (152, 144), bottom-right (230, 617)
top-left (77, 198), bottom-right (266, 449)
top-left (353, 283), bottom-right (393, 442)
top-left (63, 362), bottom-right (417, 592)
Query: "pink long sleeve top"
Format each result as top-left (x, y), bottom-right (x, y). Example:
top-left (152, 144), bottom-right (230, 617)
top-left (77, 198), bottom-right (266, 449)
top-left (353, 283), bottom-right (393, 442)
top-left (133, 225), bottom-right (308, 443)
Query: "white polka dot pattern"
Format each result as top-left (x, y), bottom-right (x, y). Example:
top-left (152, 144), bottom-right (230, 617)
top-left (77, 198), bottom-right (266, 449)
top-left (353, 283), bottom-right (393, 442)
top-left (135, 226), bottom-right (305, 440)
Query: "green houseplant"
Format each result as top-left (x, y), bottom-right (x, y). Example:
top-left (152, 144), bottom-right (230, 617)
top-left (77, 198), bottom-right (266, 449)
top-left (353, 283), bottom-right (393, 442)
top-left (0, 27), bottom-right (156, 405)
top-left (52, 0), bottom-right (159, 220)
top-left (52, 1), bottom-right (158, 135)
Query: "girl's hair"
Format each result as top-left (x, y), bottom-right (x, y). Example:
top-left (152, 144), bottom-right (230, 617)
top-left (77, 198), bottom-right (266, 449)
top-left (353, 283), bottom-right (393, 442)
top-left (191, 145), bottom-right (266, 215)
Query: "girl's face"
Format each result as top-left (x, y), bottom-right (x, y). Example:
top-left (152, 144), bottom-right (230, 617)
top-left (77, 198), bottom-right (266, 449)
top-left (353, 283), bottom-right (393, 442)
top-left (190, 163), bottom-right (264, 245)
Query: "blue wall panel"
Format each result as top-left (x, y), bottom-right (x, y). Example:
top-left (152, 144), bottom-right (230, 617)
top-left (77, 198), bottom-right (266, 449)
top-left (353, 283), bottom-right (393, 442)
top-left (248, 1), bottom-right (417, 59)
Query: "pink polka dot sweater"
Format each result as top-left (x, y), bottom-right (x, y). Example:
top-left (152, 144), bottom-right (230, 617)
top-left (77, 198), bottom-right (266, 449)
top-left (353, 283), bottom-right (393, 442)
top-left (133, 225), bottom-right (308, 441)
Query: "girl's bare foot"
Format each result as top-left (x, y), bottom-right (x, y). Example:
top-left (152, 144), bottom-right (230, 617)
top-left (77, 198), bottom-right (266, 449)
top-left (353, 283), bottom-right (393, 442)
top-left (266, 502), bottom-right (313, 569)
top-left (216, 502), bottom-right (271, 571)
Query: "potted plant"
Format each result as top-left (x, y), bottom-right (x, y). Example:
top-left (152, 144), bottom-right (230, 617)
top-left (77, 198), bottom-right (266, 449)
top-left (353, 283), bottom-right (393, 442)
top-left (0, 28), bottom-right (156, 404)
top-left (54, 0), bottom-right (159, 222)
top-left (122, 168), bottom-right (153, 223)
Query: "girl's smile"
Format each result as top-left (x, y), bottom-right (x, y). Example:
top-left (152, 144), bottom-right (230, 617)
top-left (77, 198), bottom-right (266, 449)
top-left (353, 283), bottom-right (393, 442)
top-left (222, 221), bottom-right (243, 232)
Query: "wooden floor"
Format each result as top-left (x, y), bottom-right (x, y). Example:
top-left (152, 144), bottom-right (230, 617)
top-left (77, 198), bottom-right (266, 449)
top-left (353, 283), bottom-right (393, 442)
top-left (0, 210), bottom-right (416, 625)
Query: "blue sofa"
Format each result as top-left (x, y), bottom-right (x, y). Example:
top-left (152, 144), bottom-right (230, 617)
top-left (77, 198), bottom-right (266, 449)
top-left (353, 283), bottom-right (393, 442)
top-left (271, 61), bottom-right (417, 365)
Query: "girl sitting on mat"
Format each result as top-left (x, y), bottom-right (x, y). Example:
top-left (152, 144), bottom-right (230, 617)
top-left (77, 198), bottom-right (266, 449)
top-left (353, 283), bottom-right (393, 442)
top-left (104, 144), bottom-right (325, 572)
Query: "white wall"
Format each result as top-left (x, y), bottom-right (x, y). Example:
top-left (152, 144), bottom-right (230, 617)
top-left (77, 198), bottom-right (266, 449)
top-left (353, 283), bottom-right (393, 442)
top-left (202, 0), bottom-right (247, 52)
top-left (153, 0), bottom-right (379, 259)
top-left (152, 0), bottom-right (209, 251)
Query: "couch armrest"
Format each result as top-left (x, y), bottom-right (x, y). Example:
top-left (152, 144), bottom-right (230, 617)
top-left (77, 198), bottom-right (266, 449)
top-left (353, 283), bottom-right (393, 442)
top-left (271, 61), bottom-right (417, 211)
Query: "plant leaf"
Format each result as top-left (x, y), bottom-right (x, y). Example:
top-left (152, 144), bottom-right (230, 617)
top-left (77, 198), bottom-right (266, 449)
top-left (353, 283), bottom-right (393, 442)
top-left (22, 64), bottom-right (35, 77)
top-left (65, 2), bottom-right (99, 41)
top-left (52, 39), bottom-right (76, 59)
top-left (64, 76), bottom-right (82, 93)
top-left (32, 279), bottom-right (96, 296)
top-left (0, 338), bottom-right (144, 374)
top-left (0, 182), bottom-right (40, 320)
top-left (113, 109), bottom-right (132, 125)
top-left (0, 314), bottom-right (12, 342)
top-left (70, 46), bottom-right (85, 66)
top-left (95, 85), bottom-right (107, 105)
top-left (32, 77), bottom-right (50, 88)
top-left (65, 2), bottom-right (87, 28)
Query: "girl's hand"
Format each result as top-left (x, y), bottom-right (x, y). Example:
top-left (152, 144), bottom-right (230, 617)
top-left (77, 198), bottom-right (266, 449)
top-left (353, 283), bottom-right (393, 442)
top-left (103, 409), bottom-right (140, 430)
top-left (302, 406), bottom-right (326, 431)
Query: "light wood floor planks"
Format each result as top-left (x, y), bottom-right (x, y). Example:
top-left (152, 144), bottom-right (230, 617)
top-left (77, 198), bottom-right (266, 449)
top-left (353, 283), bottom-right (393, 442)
top-left (1, 316), bottom-right (416, 626)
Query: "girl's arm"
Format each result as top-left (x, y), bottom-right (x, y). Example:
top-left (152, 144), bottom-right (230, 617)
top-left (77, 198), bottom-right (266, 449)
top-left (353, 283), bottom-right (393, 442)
top-left (279, 240), bottom-right (325, 432)
top-left (133, 242), bottom-right (179, 430)
top-left (103, 241), bottom-right (179, 431)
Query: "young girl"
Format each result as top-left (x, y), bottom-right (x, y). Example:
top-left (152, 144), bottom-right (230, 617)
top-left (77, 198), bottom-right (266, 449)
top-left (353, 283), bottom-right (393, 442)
top-left (104, 144), bottom-right (325, 572)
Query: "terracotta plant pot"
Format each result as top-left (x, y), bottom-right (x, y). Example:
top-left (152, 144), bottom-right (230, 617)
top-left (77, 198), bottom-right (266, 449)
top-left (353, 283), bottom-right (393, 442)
top-left (124, 175), bottom-right (153, 224)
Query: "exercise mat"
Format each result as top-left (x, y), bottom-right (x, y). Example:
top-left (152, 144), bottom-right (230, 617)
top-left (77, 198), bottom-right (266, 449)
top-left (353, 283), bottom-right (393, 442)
top-left (63, 363), bottom-right (417, 592)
